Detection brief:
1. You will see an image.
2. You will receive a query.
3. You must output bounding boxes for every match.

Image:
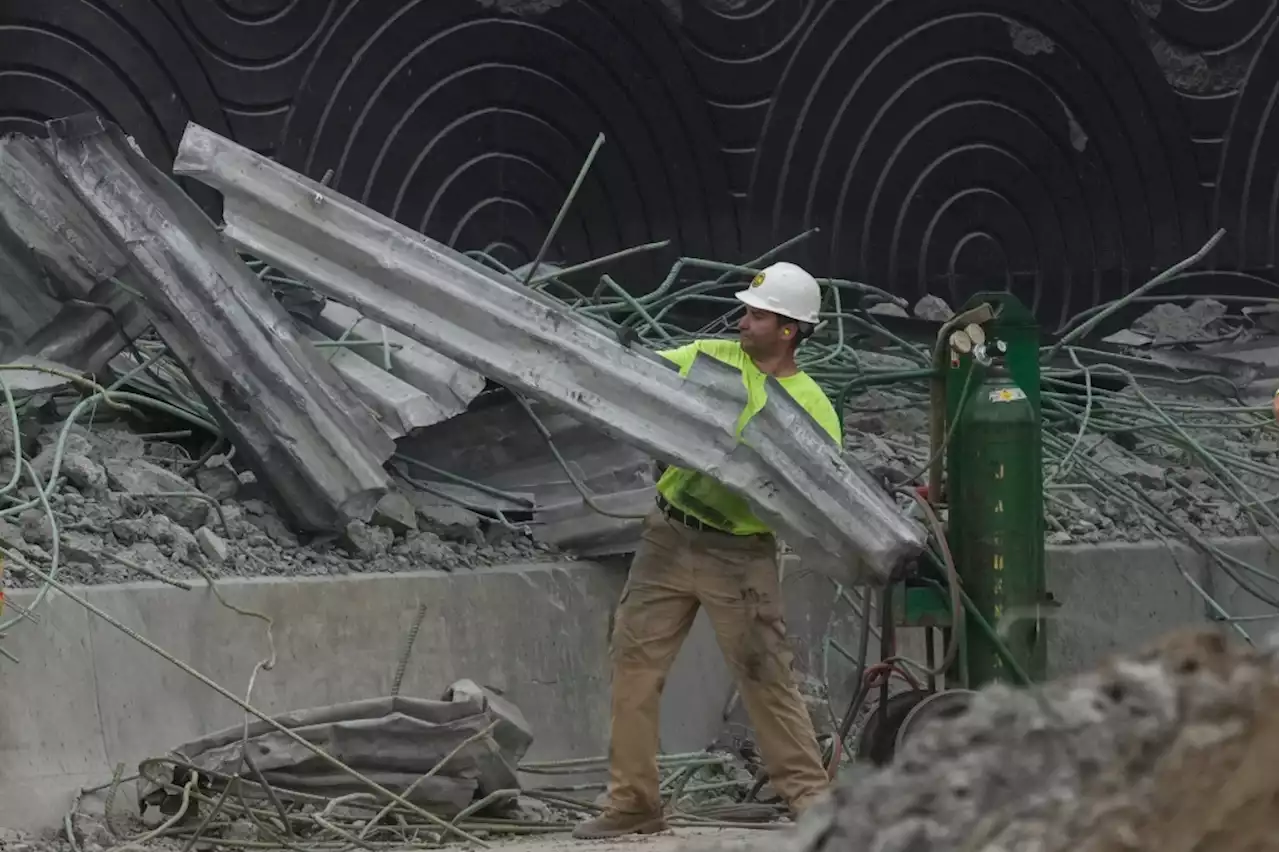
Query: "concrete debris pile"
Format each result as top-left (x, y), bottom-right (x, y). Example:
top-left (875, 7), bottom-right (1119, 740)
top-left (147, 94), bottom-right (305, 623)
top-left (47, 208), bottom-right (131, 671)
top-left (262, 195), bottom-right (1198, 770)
top-left (843, 378), bottom-right (1277, 545)
top-left (780, 627), bottom-right (1278, 852)
top-left (0, 420), bottom-right (557, 589)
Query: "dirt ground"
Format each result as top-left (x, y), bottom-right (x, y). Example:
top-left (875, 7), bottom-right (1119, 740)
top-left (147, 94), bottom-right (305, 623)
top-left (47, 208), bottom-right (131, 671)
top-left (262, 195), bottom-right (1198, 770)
top-left (493, 826), bottom-right (772, 851)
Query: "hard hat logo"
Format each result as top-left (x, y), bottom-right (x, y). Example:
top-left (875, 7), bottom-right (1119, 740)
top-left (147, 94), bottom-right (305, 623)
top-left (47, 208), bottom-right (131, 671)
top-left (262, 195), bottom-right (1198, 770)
top-left (734, 261), bottom-right (822, 325)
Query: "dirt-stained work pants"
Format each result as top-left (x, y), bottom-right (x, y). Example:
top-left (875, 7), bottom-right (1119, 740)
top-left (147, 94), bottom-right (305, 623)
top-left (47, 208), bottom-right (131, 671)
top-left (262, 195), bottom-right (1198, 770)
top-left (605, 510), bottom-right (829, 815)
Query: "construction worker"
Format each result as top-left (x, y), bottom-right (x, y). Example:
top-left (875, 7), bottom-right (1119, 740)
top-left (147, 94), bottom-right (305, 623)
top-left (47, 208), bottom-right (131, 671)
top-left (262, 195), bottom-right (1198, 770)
top-left (573, 262), bottom-right (841, 840)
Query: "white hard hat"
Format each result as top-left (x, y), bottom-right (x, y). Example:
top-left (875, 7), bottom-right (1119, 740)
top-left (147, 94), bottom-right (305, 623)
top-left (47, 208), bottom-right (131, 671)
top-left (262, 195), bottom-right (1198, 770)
top-left (734, 261), bottom-right (822, 324)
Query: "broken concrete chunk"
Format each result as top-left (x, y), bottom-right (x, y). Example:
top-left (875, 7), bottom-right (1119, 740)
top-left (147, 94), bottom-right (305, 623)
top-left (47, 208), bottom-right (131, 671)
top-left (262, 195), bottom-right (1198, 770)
top-left (147, 514), bottom-right (198, 561)
top-left (912, 294), bottom-right (954, 322)
top-left (111, 517), bottom-right (148, 545)
top-left (1130, 299), bottom-right (1230, 344)
top-left (30, 438), bottom-right (108, 492)
top-left (1085, 437), bottom-right (1166, 489)
top-left (60, 454), bottom-right (108, 493)
top-left (397, 530), bottom-right (451, 563)
top-left (372, 491), bottom-right (418, 535)
top-left (116, 542), bottom-right (168, 576)
top-left (1101, 328), bottom-right (1153, 347)
top-left (402, 491), bottom-right (484, 543)
top-left (342, 519), bottom-right (394, 558)
top-left (787, 628), bottom-right (1277, 852)
top-left (868, 302), bottom-right (910, 318)
top-left (60, 531), bottom-right (100, 567)
top-left (194, 464), bottom-right (240, 502)
top-left (18, 508), bottom-right (52, 547)
top-left (0, 358), bottom-right (74, 396)
top-left (195, 526), bottom-right (229, 564)
top-left (0, 518), bottom-right (22, 547)
top-left (104, 458), bottom-right (210, 529)
top-left (246, 511), bottom-right (298, 548)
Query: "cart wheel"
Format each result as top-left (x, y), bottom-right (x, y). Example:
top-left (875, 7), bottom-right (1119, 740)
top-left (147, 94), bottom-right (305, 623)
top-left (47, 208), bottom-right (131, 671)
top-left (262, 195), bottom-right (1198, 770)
top-left (856, 689), bottom-right (928, 766)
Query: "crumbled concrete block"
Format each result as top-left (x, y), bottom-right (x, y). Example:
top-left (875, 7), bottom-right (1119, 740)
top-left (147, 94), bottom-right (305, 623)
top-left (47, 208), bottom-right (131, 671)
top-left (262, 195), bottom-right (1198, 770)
top-left (912, 295), bottom-right (954, 322)
top-left (397, 530), bottom-right (451, 563)
top-left (60, 531), bottom-right (100, 567)
top-left (59, 454), bottom-right (108, 493)
top-left (18, 509), bottom-right (52, 547)
top-left (246, 511), bottom-right (299, 548)
top-left (342, 519), bottom-right (394, 557)
top-left (372, 491), bottom-right (418, 535)
top-left (403, 491), bottom-right (484, 543)
top-left (104, 459), bottom-right (209, 529)
top-left (786, 628), bottom-right (1277, 852)
top-left (868, 302), bottom-right (910, 318)
top-left (194, 465), bottom-right (240, 501)
top-left (195, 526), bottom-right (228, 564)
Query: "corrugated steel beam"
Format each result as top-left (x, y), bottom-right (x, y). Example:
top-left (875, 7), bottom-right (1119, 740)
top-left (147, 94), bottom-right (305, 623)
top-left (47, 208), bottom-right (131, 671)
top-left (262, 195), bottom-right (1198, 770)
top-left (174, 122), bottom-right (925, 584)
top-left (310, 300), bottom-right (484, 426)
top-left (0, 136), bottom-right (148, 371)
top-left (45, 114), bottom-right (393, 531)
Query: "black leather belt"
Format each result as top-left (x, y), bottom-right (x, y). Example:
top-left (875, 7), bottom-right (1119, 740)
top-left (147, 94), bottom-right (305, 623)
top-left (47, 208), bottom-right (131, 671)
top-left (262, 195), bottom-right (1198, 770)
top-left (656, 495), bottom-right (734, 536)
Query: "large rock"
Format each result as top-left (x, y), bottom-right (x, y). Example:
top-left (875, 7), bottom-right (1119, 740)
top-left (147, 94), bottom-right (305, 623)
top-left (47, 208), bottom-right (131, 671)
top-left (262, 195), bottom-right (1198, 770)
top-left (104, 459), bottom-right (210, 529)
top-left (372, 491), bottom-right (418, 535)
top-left (912, 295), bottom-right (954, 322)
top-left (780, 628), bottom-right (1277, 852)
top-left (194, 463), bottom-right (240, 502)
top-left (342, 519), bottom-right (393, 558)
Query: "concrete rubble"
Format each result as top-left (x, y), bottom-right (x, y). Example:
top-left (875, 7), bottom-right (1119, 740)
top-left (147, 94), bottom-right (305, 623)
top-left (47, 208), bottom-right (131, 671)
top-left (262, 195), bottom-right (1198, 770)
top-left (780, 627), bottom-right (1278, 852)
top-left (0, 422), bottom-right (560, 588)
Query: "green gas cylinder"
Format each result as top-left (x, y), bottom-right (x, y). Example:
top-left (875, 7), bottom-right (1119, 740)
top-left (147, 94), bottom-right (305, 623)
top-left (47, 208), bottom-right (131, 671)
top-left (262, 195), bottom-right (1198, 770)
top-left (949, 356), bottom-right (1046, 686)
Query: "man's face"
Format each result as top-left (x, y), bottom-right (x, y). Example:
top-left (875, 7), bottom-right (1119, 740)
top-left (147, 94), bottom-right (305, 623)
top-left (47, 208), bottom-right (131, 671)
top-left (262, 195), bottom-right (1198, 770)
top-left (738, 307), bottom-right (792, 358)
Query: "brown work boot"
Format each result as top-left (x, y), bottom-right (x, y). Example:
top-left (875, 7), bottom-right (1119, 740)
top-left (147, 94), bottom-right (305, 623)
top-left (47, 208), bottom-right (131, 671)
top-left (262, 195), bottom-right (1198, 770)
top-left (571, 809), bottom-right (669, 839)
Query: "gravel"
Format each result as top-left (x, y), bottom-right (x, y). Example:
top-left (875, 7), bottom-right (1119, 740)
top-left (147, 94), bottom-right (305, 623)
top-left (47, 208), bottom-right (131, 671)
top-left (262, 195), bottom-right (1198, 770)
top-left (0, 424), bottom-right (570, 589)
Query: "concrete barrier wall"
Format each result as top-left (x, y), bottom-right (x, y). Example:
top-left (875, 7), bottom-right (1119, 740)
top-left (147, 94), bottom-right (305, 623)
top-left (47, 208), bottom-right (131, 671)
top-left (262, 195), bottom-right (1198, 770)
top-left (0, 538), bottom-right (1273, 829)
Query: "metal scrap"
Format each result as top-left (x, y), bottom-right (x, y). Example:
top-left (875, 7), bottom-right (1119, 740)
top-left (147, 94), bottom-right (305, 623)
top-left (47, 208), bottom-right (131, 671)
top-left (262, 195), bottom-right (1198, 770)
top-left (0, 135), bottom-right (147, 371)
top-left (144, 682), bottom-right (533, 816)
top-left (298, 324), bottom-right (443, 439)
top-left (42, 114), bottom-right (393, 532)
top-left (309, 299), bottom-right (485, 426)
top-left (397, 393), bottom-right (654, 550)
top-left (173, 122), bottom-right (927, 585)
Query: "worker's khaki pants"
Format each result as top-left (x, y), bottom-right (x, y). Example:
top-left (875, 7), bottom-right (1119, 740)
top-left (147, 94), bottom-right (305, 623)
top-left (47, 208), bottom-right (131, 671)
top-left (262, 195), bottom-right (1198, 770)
top-left (605, 510), bottom-right (828, 815)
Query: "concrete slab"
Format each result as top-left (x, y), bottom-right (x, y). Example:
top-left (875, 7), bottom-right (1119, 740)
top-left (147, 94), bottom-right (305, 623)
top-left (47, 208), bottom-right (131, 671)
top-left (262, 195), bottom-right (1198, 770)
top-left (1045, 540), bottom-right (1205, 674)
top-left (0, 539), bottom-right (1271, 831)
